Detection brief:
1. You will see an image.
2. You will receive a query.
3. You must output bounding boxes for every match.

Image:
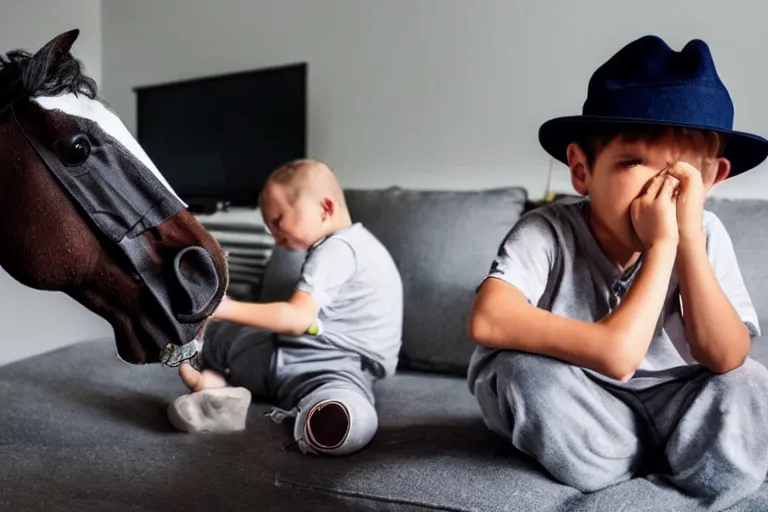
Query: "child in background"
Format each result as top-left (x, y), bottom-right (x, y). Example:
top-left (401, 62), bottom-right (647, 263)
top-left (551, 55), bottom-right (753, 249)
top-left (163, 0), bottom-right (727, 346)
top-left (168, 158), bottom-right (404, 457)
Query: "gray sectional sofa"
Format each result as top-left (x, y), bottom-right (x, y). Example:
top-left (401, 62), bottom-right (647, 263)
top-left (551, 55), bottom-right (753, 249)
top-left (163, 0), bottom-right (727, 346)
top-left (2, 185), bottom-right (768, 511)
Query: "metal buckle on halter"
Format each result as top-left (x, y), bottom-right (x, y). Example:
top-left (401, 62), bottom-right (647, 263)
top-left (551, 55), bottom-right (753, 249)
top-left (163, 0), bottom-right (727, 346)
top-left (159, 339), bottom-right (204, 369)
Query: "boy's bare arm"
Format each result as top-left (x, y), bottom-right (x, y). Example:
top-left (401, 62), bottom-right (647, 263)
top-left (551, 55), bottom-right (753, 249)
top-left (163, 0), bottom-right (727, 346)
top-left (212, 291), bottom-right (320, 336)
top-left (470, 170), bottom-right (680, 381)
top-left (211, 238), bottom-right (355, 337)
top-left (470, 241), bottom-right (676, 381)
top-left (666, 163), bottom-right (751, 373)
top-left (675, 236), bottom-right (750, 373)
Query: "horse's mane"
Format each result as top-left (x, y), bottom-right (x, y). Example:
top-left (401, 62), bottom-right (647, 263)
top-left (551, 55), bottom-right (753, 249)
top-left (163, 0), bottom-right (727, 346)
top-left (0, 49), bottom-right (98, 100)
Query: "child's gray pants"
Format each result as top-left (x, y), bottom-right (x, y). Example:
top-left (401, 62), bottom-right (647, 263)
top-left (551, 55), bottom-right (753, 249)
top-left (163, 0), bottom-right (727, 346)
top-left (471, 350), bottom-right (768, 511)
top-left (200, 320), bottom-right (379, 456)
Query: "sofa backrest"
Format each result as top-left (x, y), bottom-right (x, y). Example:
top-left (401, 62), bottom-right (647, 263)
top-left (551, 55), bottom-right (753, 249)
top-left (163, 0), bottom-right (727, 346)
top-left (258, 189), bottom-right (768, 377)
top-left (705, 197), bottom-right (768, 330)
top-left (259, 186), bottom-right (528, 375)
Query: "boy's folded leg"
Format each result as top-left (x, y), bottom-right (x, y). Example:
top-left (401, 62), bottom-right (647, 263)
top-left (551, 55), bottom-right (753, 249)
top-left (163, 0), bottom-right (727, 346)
top-left (292, 380), bottom-right (378, 457)
top-left (197, 321), bottom-right (276, 396)
top-left (167, 322), bottom-right (277, 433)
top-left (649, 358), bottom-right (768, 511)
top-left (472, 350), bottom-right (645, 492)
top-left (167, 387), bottom-right (252, 433)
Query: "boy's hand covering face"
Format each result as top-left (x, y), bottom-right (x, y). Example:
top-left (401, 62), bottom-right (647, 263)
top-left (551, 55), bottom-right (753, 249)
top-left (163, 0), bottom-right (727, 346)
top-left (630, 168), bottom-right (680, 249)
top-left (665, 162), bottom-right (706, 241)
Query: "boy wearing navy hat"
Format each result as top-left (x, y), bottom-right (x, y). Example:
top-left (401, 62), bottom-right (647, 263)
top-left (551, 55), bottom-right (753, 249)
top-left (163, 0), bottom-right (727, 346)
top-left (467, 35), bottom-right (768, 509)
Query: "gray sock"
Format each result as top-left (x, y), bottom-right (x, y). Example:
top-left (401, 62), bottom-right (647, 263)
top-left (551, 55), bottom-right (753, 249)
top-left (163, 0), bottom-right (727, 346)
top-left (167, 387), bottom-right (251, 433)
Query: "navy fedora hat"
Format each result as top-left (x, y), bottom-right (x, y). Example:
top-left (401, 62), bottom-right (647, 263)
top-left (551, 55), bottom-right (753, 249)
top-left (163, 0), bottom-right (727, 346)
top-left (538, 35), bottom-right (768, 178)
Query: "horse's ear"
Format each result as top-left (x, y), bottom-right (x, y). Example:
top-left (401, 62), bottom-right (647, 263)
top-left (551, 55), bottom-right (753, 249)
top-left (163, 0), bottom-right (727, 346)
top-left (23, 29), bottom-right (80, 92)
top-left (33, 29), bottom-right (80, 62)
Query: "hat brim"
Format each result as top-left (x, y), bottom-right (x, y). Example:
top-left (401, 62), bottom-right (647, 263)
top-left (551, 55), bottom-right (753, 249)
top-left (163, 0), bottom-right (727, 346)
top-left (538, 115), bottom-right (768, 178)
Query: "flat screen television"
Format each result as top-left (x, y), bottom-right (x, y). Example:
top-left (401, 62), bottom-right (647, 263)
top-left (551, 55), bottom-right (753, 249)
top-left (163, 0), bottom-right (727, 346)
top-left (134, 62), bottom-right (307, 213)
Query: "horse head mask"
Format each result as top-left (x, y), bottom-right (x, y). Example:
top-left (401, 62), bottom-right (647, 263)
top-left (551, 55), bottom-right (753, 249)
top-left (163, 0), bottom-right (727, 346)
top-left (0, 29), bottom-right (228, 365)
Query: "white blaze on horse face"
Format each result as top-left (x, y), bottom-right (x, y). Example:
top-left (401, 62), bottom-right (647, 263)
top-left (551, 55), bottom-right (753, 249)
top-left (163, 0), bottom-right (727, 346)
top-left (31, 93), bottom-right (187, 207)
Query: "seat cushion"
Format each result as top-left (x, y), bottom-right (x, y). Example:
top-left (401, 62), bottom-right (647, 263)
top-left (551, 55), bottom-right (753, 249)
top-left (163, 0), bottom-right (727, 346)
top-left (4, 339), bottom-right (768, 510)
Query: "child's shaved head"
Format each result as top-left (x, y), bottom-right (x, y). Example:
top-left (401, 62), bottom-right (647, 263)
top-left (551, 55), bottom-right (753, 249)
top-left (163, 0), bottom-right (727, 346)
top-left (258, 159), bottom-right (352, 251)
top-left (260, 158), bottom-right (347, 210)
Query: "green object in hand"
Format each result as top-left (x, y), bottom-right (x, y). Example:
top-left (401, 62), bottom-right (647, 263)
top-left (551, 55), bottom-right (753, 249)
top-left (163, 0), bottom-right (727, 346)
top-left (306, 319), bottom-right (323, 336)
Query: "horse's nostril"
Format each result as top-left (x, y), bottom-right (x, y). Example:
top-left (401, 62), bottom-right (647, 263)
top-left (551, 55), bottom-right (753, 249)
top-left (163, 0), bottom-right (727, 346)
top-left (171, 246), bottom-right (220, 323)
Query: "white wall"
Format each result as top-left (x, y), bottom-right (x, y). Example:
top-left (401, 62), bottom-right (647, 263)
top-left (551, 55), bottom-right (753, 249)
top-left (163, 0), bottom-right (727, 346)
top-left (102, 0), bottom-right (768, 200)
top-left (0, 0), bottom-right (111, 365)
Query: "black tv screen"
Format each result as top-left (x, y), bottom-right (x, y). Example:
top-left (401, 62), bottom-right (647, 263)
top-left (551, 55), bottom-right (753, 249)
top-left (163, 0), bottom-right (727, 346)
top-left (135, 62), bottom-right (307, 211)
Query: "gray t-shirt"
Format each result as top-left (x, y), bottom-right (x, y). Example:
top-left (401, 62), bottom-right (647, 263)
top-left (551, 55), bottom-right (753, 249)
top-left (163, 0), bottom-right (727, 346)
top-left (294, 222), bottom-right (403, 378)
top-left (468, 198), bottom-right (760, 386)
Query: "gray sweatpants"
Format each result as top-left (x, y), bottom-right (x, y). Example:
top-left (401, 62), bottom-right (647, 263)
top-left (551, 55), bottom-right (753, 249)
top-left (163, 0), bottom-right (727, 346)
top-left (472, 350), bottom-right (768, 511)
top-left (199, 320), bottom-right (379, 456)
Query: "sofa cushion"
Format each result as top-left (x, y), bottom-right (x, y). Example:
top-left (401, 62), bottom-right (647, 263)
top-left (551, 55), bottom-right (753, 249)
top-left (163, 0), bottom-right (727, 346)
top-left (260, 187), bottom-right (527, 374)
top-left (342, 186), bottom-right (529, 374)
top-left (263, 185), bottom-right (527, 375)
top-left (261, 186), bottom-right (528, 375)
top-left (4, 338), bottom-right (768, 511)
top-left (705, 197), bottom-right (768, 330)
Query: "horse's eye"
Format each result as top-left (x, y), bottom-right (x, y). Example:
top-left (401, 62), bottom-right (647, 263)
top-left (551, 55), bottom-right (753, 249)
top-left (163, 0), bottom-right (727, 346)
top-left (57, 133), bottom-right (91, 166)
